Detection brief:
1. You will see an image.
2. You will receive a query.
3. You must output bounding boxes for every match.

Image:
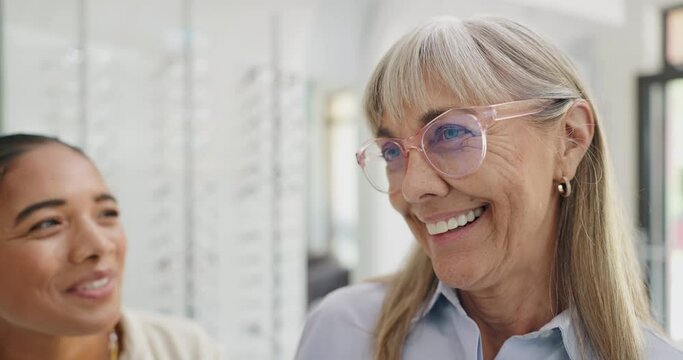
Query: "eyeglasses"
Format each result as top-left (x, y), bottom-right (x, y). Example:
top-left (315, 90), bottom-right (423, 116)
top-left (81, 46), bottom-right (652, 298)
top-left (356, 98), bottom-right (561, 193)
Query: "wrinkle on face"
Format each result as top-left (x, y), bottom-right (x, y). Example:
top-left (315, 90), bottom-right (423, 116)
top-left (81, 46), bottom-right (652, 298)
top-left (380, 86), bottom-right (562, 294)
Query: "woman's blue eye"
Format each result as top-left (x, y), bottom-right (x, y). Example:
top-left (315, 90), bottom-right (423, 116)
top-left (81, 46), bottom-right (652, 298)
top-left (381, 143), bottom-right (402, 162)
top-left (439, 126), bottom-right (468, 140)
top-left (444, 128), bottom-right (460, 139)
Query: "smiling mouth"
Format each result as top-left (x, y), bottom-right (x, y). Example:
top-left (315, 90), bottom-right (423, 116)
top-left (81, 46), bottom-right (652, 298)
top-left (75, 277), bottom-right (110, 291)
top-left (425, 205), bottom-right (487, 235)
top-left (65, 271), bottom-right (117, 300)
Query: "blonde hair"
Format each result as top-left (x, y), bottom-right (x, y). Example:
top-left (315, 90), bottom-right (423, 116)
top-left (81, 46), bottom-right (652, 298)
top-left (363, 16), bottom-right (651, 360)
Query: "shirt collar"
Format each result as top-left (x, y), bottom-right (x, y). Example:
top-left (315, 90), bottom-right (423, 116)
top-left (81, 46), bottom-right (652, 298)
top-left (413, 281), bottom-right (468, 322)
top-left (413, 281), bottom-right (589, 359)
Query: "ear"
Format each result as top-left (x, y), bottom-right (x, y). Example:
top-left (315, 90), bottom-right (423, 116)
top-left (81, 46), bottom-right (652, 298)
top-left (555, 99), bottom-right (595, 181)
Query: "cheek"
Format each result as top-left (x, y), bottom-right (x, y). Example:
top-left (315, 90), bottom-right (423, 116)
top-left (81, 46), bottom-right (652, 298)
top-left (116, 231), bottom-right (127, 263)
top-left (484, 140), bottom-right (557, 252)
top-left (0, 243), bottom-right (64, 309)
top-left (388, 192), bottom-right (406, 213)
top-left (105, 226), bottom-right (127, 266)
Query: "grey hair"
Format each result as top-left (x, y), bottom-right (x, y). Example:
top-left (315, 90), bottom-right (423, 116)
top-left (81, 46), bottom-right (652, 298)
top-left (364, 16), bottom-right (584, 133)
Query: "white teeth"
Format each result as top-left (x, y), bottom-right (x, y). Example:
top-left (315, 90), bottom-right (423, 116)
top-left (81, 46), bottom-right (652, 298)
top-left (436, 221), bottom-right (448, 234)
top-left (425, 206), bottom-right (486, 235)
top-left (79, 277), bottom-right (109, 291)
top-left (427, 223), bottom-right (438, 235)
top-left (457, 214), bottom-right (467, 226)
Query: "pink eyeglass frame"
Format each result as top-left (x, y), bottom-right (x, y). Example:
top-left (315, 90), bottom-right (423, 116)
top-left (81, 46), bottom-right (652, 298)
top-left (356, 98), bottom-right (563, 193)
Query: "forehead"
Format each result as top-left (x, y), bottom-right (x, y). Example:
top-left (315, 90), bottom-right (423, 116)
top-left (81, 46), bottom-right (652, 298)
top-left (0, 145), bottom-right (107, 209)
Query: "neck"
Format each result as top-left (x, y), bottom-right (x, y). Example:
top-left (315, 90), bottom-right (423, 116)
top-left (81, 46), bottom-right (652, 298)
top-left (0, 326), bottom-right (111, 360)
top-left (458, 258), bottom-right (559, 360)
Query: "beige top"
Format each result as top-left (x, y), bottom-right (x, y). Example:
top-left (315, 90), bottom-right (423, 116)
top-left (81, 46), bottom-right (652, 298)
top-left (118, 310), bottom-right (222, 360)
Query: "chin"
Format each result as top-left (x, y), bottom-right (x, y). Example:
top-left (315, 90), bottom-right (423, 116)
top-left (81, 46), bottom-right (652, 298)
top-left (58, 302), bottom-right (122, 336)
top-left (64, 315), bottom-right (120, 336)
top-left (31, 310), bottom-right (120, 337)
top-left (430, 253), bottom-right (485, 290)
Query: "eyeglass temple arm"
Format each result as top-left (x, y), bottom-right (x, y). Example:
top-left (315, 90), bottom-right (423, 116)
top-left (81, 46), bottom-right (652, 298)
top-left (490, 99), bottom-right (554, 122)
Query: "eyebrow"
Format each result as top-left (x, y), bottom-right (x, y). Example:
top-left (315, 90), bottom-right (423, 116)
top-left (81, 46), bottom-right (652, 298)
top-left (376, 108), bottom-right (450, 138)
top-left (14, 193), bottom-right (117, 226)
top-left (15, 199), bottom-right (66, 226)
top-left (95, 193), bottom-right (117, 203)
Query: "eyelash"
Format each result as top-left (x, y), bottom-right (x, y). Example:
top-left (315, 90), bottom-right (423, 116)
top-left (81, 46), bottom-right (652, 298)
top-left (29, 218), bottom-right (62, 232)
top-left (100, 209), bottom-right (120, 218)
top-left (27, 208), bottom-right (120, 234)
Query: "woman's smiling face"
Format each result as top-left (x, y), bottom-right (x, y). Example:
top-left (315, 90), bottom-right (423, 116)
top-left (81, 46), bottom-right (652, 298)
top-left (384, 87), bottom-right (563, 291)
top-left (0, 144), bottom-right (126, 336)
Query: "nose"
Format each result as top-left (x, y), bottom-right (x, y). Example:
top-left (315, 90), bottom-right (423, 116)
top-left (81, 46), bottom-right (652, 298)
top-left (68, 217), bottom-right (117, 264)
top-left (400, 148), bottom-right (449, 203)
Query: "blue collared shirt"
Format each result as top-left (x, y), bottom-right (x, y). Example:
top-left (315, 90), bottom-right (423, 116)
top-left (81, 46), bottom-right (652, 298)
top-left (295, 282), bottom-right (683, 359)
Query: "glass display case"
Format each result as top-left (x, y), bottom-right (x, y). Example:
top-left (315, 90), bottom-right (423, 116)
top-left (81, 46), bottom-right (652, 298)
top-left (0, 1), bottom-right (308, 359)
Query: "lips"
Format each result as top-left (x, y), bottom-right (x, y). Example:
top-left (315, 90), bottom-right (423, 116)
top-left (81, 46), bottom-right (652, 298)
top-left (424, 205), bottom-right (487, 235)
top-left (66, 270), bottom-right (116, 300)
top-left (74, 277), bottom-right (110, 291)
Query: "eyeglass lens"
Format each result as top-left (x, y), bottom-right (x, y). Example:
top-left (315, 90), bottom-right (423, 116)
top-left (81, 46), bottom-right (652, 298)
top-left (361, 111), bottom-right (484, 192)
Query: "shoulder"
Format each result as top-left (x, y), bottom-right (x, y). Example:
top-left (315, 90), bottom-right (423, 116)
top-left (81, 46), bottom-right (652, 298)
top-left (309, 281), bottom-right (388, 326)
top-left (119, 309), bottom-right (222, 360)
top-left (643, 326), bottom-right (683, 359)
top-left (295, 282), bottom-right (388, 360)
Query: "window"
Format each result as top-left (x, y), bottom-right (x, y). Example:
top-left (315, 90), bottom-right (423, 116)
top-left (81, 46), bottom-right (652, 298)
top-left (639, 3), bottom-right (683, 343)
top-left (666, 6), bottom-right (683, 67)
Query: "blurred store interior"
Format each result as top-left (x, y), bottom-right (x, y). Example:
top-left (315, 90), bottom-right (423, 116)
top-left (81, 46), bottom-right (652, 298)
top-left (1, 0), bottom-right (682, 358)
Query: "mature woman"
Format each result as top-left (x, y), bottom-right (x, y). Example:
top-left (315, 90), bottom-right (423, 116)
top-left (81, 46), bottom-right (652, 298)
top-left (296, 17), bottom-right (683, 360)
top-left (0, 134), bottom-right (220, 359)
